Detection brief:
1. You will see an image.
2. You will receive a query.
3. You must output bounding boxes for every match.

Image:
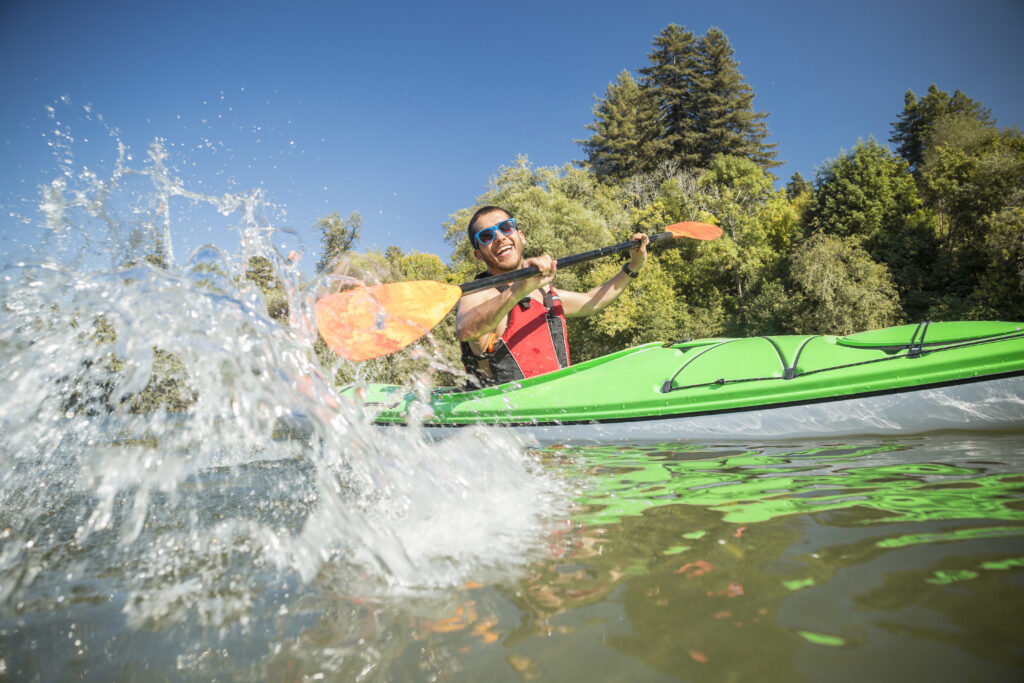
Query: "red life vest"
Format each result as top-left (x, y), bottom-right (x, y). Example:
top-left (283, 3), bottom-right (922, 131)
top-left (461, 286), bottom-right (571, 387)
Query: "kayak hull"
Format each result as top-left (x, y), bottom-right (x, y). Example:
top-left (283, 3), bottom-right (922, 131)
top-left (353, 322), bottom-right (1024, 444)
top-left (399, 373), bottom-right (1024, 444)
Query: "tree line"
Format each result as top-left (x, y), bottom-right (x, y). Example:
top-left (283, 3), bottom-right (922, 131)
top-left (220, 25), bottom-right (1024, 392)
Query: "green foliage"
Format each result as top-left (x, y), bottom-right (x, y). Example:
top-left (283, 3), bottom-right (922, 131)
top-left (970, 206), bottom-right (1024, 320)
top-left (630, 156), bottom-right (801, 335)
top-left (801, 139), bottom-right (944, 319)
top-left (696, 156), bottom-right (778, 301)
top-left (787, 233), bottom-right (900, 335)
top-left (734, 280), bottom-right (800, 336)
top-left (804, 139), bottom-right (920, 248)
top-left (245, 255), bottom-right (289, 323)
top-left (890, 84), bottom-right (993, 172)
top-left (315, 211), bottom-right (362, 273)
top-left (908, 100), bottom-right (1024, 319)
top-left (918, 119), bottom-right (1024, 247)
top-left (872, 209), bottom-right (942, 321)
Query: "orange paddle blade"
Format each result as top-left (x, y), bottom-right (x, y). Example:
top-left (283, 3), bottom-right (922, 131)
top-left (666, 222), bottom-right (722, 240)
top-left (316, 281), bottom-right (462, 361)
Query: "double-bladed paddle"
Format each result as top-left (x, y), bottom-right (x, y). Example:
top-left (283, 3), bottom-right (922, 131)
top-left (316, 221), bottom-right (722, 361)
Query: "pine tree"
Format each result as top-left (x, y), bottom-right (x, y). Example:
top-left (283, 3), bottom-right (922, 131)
top-left (694, 28), bottom-right (779, 170)
top-left (638, 24), bottom-right (703, 168)
top-left (578, 70), bottom-right (665, 181)
top-left (890, 84), bottom-right (993, 172)
top-left (786, 171), bottom-right (811, 199)
top-left (633, 25), bottom-right (779, 173)
top-left (579, 25), bottom-right (780, 178)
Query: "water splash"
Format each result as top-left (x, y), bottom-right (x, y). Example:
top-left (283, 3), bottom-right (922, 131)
top-left (0, 105), bottom-right (564, 646)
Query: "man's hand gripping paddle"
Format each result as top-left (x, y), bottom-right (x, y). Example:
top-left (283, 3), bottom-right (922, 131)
top-left (315, 221), bottom-right (722, 361)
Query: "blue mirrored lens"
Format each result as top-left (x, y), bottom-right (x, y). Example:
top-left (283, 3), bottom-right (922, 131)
top-left (495, 219), bottom-right (516, 236)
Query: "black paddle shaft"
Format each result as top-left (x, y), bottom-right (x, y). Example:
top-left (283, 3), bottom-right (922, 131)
top-left (459, 230), bottom-right (672, 295)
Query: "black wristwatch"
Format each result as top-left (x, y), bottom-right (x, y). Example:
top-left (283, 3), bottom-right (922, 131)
top-left (621, 263), bottom-right (640, 279)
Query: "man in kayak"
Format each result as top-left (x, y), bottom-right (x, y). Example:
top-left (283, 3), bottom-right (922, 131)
top-left (457, 206), bottom-right (649, 386)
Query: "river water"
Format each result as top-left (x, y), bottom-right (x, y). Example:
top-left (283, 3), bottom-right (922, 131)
top-left (2, 432), bottom-right (1023, 681)
top-left (2, 114), bottom-right (1023, 681)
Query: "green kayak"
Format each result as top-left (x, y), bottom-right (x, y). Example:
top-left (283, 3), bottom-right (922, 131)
top-left (350, 321), bottom-right (1024, 443)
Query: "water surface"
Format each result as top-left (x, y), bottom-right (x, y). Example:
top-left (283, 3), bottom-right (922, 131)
top-left (3, 433), bottom-right (1023, 681)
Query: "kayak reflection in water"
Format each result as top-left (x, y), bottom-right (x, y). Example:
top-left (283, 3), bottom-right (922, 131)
top-left (456, 206), bottom-right (649, 387)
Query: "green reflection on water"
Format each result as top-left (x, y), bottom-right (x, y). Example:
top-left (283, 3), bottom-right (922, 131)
top-left (480, 438), bottom-right (1024, 681)
top-left (927, 569), bottom-right (980, 585)
top-left (566, 442), bottom-right (1024, 527)
top-left (798, 630), bottom-right (846, 647)
top-left (980, 556), bottom-right (1024, 571)
top-left (879, 526), bottom-right (1024, 548)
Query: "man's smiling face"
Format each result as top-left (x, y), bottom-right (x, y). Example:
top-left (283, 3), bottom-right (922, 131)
top-left (473, 209), bottom-right (525, 274)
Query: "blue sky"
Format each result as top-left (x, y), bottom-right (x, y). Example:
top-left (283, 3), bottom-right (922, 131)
top-left (2, 0), bottom-right (1022, 270)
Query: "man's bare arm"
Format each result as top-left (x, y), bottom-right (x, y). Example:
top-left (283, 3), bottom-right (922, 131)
top-left (559, 233), bottom-right (649, 318)
top-left (559, 270), bottom-right (634, 318)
